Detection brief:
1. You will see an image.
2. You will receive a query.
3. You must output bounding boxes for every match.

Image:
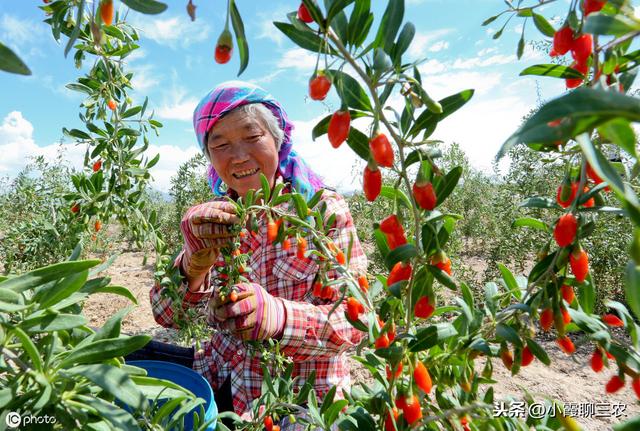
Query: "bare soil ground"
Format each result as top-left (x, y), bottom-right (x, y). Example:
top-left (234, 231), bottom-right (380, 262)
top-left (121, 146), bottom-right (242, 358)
top-left (83, 250), bottom-right (640, 430)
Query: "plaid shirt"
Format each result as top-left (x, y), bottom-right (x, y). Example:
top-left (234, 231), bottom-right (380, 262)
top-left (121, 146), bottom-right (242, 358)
top-left (149, 188), bottom-right (367, 421)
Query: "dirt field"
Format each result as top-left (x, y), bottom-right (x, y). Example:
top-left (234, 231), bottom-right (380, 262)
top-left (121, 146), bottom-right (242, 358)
top-left (83, 250), bottom-right (640, 430)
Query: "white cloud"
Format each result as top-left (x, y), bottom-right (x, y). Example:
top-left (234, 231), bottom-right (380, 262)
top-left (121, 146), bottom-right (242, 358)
top-left (129, 63), bottom-right (162, 94)
top-left (256, 6), bottom-right (292, 46)
top-left (452, 53), bottom-right (514, 69)
top-left (146, 144), bottom-right (200, 192)
top-left (428, 40), bottom-right (449, 52)
top-left (131, 15), bottom-right (211, 49)
top-left (0, 14), bottom-right (46, 60)
top-left (290, 116), bottom-right (362, 193)
top-left (156, 86), bottom-right (199, 121)
top-left (0, 111), bottom-right (201, 194)
top-left (408, 29), bottom-right (455, 59)
top-left (0, 111), bottom-right (84, 178)
top-left (277, 48), bottom-right (318, 73)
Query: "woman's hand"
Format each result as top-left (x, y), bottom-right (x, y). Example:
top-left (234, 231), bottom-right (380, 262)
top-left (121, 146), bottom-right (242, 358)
top-left (210, 282), bottom-right (286, 341)
top-left (180, 201), bottom-right (240, 286)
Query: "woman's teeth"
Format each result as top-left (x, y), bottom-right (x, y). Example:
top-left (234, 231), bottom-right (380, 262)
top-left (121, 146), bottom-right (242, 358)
top-left (233, 168), bottom-right (259, 178)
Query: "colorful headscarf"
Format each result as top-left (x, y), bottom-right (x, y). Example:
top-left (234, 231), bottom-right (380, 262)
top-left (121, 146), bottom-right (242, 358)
top-left (193, 81), bottom-right (325, 199)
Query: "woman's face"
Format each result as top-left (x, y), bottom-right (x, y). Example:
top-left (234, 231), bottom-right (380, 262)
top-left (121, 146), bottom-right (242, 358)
top-left (207, 108), bottom-right (279, 198)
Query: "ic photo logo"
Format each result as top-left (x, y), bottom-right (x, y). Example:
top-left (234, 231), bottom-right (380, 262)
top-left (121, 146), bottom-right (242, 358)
top-left (4, 412), bottom-right (57, 428)
top-left (5, 412), bottom-right (21, 429)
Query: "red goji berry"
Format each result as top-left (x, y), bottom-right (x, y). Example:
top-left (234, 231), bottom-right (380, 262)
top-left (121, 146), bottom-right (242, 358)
top-left (500, 347), bottom-right (514, 370)
top-left (297, 2), bottom-right (314, 23)
top-left (309, 72), bottom-right (331, 101)
top-left (312, 281), bottom-right (322, 297)
top-left (412, 181), bottom-right (437, 211)
top-left (570, 247), bottom-right (589, 282)
top-left (605, 375), bottom-right (624, 393)
top-left (556, 181), bottom-right (578, 208)
top-left (561, 284), bottom-right (575, 304)
top-left (215, 29), bottom-right (233, 64)
top-left (384, 407), bottom-right (399, 431)
top-left (431, 250), bottom-right (452, 275)
top-left (586, 162), bottom-right (610, 191)
top-left (346, 297), bottom-right (363, 321)
top-left (386, 362), bottom-right (403, 380)
top-left (336, 250), bottom-right (346, 265)
top-left (602, 314), bottom-right (624, 327)
top-left (583, 0), bottom-right (606, 16)
top-left (414, 295), bottom-right (435, 319)
top-left (401, 394), bottom-right (422, 425)
top-left (557, 336), bottom-right (575, 355)
top-left (107, 99), bottom-right (117, 111)
top-left (267, 220), bottom-right (278, 244)
top-left (282, 238), bottom-right (290, 251)
top-left (375, 334), bottom-right (390, 349)
top-left (571, 33), bottom-right (593, 63)
top-left (369, 132), bottom-right (394, 168)
top-left (94, 219), bottom-right (102, 232)
top-left (328, 110), bottom-right (350, 149)
top-left (92, 159), bottom-right (102, 172)
top-left (561, 307), bottom-right (572, 325)
top-left (71, 203), bottom-right (80, 214)
top-left (357, 275), bottom-right (369, 292)
top-left (554, 213), bottom-right (578, 247)
top-left (296, 237), bottom-right (307, 259)
top-left (591, 349), bottom-right (604, 372)
top-left (414, 361), bottom-right (432, 394)
top-left (363, 162), bottom-right (382, 202)
top-left (521, 346), bottom-right (535, 366)
top-left (553, 26), bottom-right (573, 56)
top-left (540, 308), bottom-right (554, 331)
top-left (229, 290), bottom-right (238, 303)
top-left (264, 415), bottom-right (274, 431)
top-left (100, 0), bottom-right (113, 26)
top-left (387, 262), bottom-right (412, 286)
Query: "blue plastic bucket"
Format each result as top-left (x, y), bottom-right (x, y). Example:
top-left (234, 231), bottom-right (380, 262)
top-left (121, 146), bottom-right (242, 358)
top-left (127, 360), bottom-right (217, 430)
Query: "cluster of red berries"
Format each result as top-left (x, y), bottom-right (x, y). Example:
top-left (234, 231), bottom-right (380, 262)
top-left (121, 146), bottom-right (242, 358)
top-left (551, 1), bottom-right (607, 88)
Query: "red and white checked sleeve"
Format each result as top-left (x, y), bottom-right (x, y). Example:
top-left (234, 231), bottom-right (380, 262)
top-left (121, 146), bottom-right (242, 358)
top-left (149, 252), bottom-right (213, 329)
top-left (279, 191), bottom-right (368, 360)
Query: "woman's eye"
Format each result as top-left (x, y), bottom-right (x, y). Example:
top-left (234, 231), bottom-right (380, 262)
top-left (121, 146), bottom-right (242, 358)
top-left (212, 143), bottom-right (228, 150)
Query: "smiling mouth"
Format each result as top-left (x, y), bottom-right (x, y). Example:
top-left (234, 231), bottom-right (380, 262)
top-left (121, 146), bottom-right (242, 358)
top-left (233, 168), bottom-right (259, 179)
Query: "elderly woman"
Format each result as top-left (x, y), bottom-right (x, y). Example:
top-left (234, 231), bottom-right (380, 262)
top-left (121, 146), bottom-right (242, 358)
top-left (140, 81), bottom-right (367, 427)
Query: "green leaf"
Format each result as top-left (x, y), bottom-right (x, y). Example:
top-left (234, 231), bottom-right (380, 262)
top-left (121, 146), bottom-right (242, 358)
top-left (408, 323), bottom-right (457, 352)
top-left (1, 260), bottom-right (101, 294)
top-left (379, 185), bottom-right (412, 209)
top-left (584, 13), bottom-right (640, 36)
top-left (20, 313), bottom-right (87, 333)
top-left (499, 88), bottom-right (640, 160)
top-left (517, 34), bottom-right (525, 60)
top-left (575, 133), bottom-right (626, 194)
top-left (11, 327), bottom-right (43, 371)
top-left (121, 0), bottom-right (168, 14)
top-left (0, 42), bottom-right (31, 75)
top-left (64, 0), bottom-right (85, 57)
top-left (409, 89), bottom-right (474, 138)
top-left (274, 22), bottom-right (336, 54)
top-left (626, 262), bottom-right (640, 321)
top-left (391, 22), bottom-right (415, 64)
top-left (94, 305), bottom-right (134, 341)
top-left (435, 166), bottom-right (462, 207)
top-left (519, 197), bottom-right (559, 209)
top-left (59, 335), bottom-right (151, 368)
top-left (291, 194), bottom-right (308, 219)
top-left (496, 323), bottom-right (523, 348)
top-left (519, 64), bottom-right (585, 79)
top-left (230, 0), bottom-right (249, 76)
top-left (525, 338), bottom-right (550, 365)
top-left (385, 244), bottom-right (419, 269)
top-left (75, 395), bottom-right (139, 430)
top-left (347, 0), bottom-right (372, 47)
top-left (498, 263), bottom-right (521, 300)
top-left (429, 265), bottom-right (456, 290)
top-left (598, 118), bottom-right (637, 158)
top-left (532, 13), bottom-right (555, 37)
top-left (512, 217), bottom-right (549, 232)
top-left (68, 364), bottom-right (147, 410)
top-left (373, 0), bottom-right (404, 54)
top-left (328, 69), bottom-right (372, 111)
top-left (345, 127), bottom-right (371, 161)
top-left (528, 252), bottom-right (556, 284)
top-left (36, 269), bottom-right (88, 309)
top-left (614, 415), bottom-right (640, 431)
top-left (83, 285), bottom-right (138, 305)
top-left (65, 83), bottom-right (93, 95)
top-left (327, 0), bottom-right (354, 23)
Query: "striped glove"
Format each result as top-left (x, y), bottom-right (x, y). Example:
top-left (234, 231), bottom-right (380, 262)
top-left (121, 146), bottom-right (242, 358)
top-left (180, 201), bottom-right (239, 281)
top-left (211, 282), bottom-right (286, 341)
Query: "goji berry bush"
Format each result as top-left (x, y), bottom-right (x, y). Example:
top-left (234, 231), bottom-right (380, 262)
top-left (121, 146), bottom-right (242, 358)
top-left (1, 0), bottom-right (640, 430)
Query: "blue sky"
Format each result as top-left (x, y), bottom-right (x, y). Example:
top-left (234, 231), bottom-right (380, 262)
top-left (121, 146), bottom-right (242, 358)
top-left (0, 0), bottom-right (611, 193)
